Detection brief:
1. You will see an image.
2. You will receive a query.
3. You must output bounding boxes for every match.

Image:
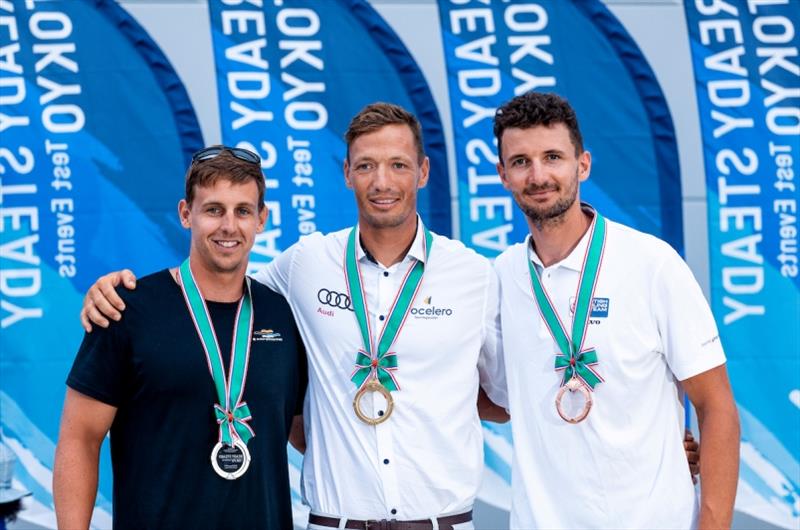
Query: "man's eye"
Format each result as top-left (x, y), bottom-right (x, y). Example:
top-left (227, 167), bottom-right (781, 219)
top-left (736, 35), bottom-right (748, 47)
top-left (511, 158), bottom-right (528, 167)
top-left (546, 154), bottom-right (561, 161)
top-left (207, 207), bottom-right (222, 215)
top-left (237, 208), bottom-right (252, 216)
top-left (392, 162), bottom-right (408, 169)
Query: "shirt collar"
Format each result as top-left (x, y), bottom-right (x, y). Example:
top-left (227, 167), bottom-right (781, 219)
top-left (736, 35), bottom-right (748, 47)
top-left (356, 215), bottom-right (428, 266)
top-left (527, 203), bottom-right (596, 272)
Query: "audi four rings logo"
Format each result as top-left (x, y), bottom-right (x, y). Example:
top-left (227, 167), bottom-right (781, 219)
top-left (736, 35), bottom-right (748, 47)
top-left (317, 288), bottom-right (354, 311)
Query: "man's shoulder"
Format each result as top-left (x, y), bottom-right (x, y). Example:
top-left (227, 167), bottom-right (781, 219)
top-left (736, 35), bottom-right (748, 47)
top-left (288, 228), bottom-right (349, 256)
top-left (494, 240), bottom-right (528, 271)
top-left (430, 231), bottom-right (491, 269)
top-left (249, 277), bottom-right (291, 309)
top-left (606, 219), bottom-right (679, 261)
top-left (117, 269), bottom-right (174, 306)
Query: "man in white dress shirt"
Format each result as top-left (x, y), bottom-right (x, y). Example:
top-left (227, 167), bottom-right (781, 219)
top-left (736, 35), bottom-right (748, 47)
top-left (80, 103), bottom-right (507, 530)
top-left (491, 91), bottom-right (740, 529)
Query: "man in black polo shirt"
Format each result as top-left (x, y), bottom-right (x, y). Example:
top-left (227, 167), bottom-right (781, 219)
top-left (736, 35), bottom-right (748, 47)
top-left (53, 147), bottom-right (306, 530)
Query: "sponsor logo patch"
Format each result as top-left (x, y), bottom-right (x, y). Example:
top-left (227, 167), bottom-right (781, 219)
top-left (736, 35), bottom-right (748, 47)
top-left (410, 296), bottom-right (454, 320)
top-left (590, 298), bottom-right (609, 318)
top-left (253, 329), bottom-right (283, 342)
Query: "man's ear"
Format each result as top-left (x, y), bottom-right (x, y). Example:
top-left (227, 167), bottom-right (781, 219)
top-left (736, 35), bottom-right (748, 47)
top-left (578, 150), bottom-right (592, 182)
top-left (417, 157), bottom-right (430, 189)
top-left (178, 199), bottom-right (191, 228)
top-left (257, 204), bottom-right (268, 231)
top-left (344, 159), bottom-right (353, 189)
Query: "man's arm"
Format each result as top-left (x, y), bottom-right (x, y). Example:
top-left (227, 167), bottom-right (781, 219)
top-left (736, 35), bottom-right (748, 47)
top-left (80, 238), bottom-right (304, 331)
top-left (53, 389), bottom-right (117, 530)
top-left (681, 364), bottom-right (740, 530)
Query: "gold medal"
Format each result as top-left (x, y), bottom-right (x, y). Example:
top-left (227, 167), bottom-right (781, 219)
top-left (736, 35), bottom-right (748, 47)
top-left (353, 378), bottom-right (394, 425)
top-left (555, 376), bottom-right (592, 424)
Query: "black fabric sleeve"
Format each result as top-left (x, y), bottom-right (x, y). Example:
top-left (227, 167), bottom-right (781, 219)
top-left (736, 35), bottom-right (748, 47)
top-left (294, 325), bottom-right (308, 416)
top-left (66, 294), bottom-right (131, 407)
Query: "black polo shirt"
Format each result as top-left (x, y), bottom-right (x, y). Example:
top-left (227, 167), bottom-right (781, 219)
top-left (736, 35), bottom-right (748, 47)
top-left (67, 269), bottom-right (306, 530)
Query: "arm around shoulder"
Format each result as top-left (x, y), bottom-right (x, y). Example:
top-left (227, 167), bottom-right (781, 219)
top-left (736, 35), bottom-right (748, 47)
top-left (53, 388), bottom-right (117, 530)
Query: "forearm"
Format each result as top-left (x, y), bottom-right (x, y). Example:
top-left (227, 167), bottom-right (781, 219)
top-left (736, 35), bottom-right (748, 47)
top-left (53, 437), bottom-right (101, 530)
top-left (696, 402), bottom-right (740, 529)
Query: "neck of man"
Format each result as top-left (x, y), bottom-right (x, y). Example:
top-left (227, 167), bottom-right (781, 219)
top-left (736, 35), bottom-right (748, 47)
top-left (359, 214), bottom-right (418, 267)
top-left (174, 258), bottom-right (245, 303)
top-left (528, 202), bottom-right (592, 268)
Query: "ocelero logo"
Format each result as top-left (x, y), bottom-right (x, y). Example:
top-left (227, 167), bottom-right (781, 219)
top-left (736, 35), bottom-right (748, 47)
top-left (410, 296), bottom-right (454, 319)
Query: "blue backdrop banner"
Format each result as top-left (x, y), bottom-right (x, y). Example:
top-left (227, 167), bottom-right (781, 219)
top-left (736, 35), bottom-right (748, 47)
top-left (0, 0), bottom-right (202, 522)
top-left (436, 0), bottom-right (683, 257)
top-left (207, 0), bottom-right (450, 280)
top-left (684, 1), bottom-right (799, 527)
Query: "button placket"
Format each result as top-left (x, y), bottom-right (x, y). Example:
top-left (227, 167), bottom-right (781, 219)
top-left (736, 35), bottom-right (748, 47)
top-left (372, 261), bottom-right (401, 514)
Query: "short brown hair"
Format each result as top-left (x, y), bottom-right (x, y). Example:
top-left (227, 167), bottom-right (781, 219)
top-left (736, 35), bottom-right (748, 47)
top-left (494, 92), bottom-right (584, 161)
top-left (184, 147), bottom-right (265, 209)
top-left (345, 102), bottom-right (425, 162)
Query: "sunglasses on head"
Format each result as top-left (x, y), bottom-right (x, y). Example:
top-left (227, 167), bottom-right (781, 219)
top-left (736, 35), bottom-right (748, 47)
top-left (191, 145), bottom-right (261, 165)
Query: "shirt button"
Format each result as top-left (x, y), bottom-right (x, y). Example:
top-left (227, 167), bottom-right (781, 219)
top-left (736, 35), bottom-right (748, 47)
top-left (378, 410), bottom-right (384, 417)
top-left (379, 315), bottom-right (385, 321)
top-left (391, 509), bottom-right (397, 515)
top-left (383, 458), bottom-right (390, 465)
top-left (383, 271), bottom-right (389, 277)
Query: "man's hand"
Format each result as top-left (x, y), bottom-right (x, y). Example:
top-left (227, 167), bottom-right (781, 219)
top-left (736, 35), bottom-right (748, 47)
top-left (478, 387), bottom-right (510, 423)
top-left (685, 429), bottom-right (699, 484)
top-left (80, 269), bottom-right (138, 332)
top-left (289, 415), bottom-right (306, 454)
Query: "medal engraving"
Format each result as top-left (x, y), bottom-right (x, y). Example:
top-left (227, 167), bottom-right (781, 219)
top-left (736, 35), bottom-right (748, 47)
top-left (211, 439), bottom-right (251, 480)
top-left (555, 377), bottom-right (592, 424)
top-left (353, 378), bottom-right (394, 425)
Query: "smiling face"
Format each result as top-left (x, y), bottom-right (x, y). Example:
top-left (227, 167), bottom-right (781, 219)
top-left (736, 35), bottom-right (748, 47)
top-left (497, 123), bottom-right (590, 229)
top-left (344, 123), bottom-right (429, 232)
top-left (179, 178), bottom-right (266, 278)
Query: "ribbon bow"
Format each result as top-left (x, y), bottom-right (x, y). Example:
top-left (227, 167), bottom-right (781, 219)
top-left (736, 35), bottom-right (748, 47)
top-left (351, 349), bottom-right (399, 391)
top-left (554, 348), bottom-right (602, 389)
top-left (214, 402), bottom-right (254, 445)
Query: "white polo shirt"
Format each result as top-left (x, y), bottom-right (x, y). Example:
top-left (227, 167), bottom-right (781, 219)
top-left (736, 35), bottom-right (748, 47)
top-left (495, 217), bottom-right (726, 529)
top-left (254, 220), bottom-right (506, 520)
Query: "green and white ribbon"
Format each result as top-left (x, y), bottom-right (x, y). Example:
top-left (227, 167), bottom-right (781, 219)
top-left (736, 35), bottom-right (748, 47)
top-left (178, 259), bottom-right (255, 446)
top-left (527, 209), bottom-right (606, 390)
top-left (345, 226), bottom-right (433, 391)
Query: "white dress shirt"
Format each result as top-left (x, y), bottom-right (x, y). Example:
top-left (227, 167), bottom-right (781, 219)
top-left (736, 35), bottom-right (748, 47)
top-left (254, 219), bottom-right (506, 520)
top-left (495, 217), bottom-right (726, 529)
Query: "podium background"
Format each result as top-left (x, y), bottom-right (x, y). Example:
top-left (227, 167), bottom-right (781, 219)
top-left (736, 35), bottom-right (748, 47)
top-left (1, 1), bottom-right (797, 528)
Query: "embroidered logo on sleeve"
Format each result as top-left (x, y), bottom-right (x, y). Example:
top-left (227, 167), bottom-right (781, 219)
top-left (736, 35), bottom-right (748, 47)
top-left (253, 329), bottom-right (283, 342)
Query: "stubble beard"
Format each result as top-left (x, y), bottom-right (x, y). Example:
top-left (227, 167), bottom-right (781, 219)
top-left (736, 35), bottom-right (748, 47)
top-left (515, 170), bottom-right (579, 231)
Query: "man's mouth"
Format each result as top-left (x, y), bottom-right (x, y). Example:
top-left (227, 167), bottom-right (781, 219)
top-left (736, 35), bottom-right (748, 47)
top-left (369, 197), bottom-right (400, 208)
top-left (213, 239), bottom-right (240, 249)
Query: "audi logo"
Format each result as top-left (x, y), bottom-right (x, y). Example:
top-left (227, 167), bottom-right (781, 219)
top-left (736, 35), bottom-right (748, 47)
top-left (317, 288), bottom-right (354, 311)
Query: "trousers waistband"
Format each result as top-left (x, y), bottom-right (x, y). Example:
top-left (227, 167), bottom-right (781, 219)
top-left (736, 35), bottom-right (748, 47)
top-left (308, 510), bottom-right (473, 530)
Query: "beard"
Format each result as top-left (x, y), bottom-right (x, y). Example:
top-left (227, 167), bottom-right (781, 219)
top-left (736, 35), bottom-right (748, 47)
top-left (513, 169), bottom-right (579, 229)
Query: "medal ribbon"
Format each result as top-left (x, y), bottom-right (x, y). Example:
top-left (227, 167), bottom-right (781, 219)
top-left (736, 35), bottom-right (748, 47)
top-left (344, 226), bottom-right (433, 392)
top-left (527, 210), bottom-right (606, 389)
top-left (178, 259), bottom-right (255, 446)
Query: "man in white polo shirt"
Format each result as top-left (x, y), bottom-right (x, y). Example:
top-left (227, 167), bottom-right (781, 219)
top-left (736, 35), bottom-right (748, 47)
top-left (492, 91), bottom-right (740, 529)
top-left (80, 102), bottom-right (507, 530)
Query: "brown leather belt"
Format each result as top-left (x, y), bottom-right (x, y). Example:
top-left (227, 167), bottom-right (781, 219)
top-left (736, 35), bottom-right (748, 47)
top-left (308, 510), bottom-right (473, 530)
